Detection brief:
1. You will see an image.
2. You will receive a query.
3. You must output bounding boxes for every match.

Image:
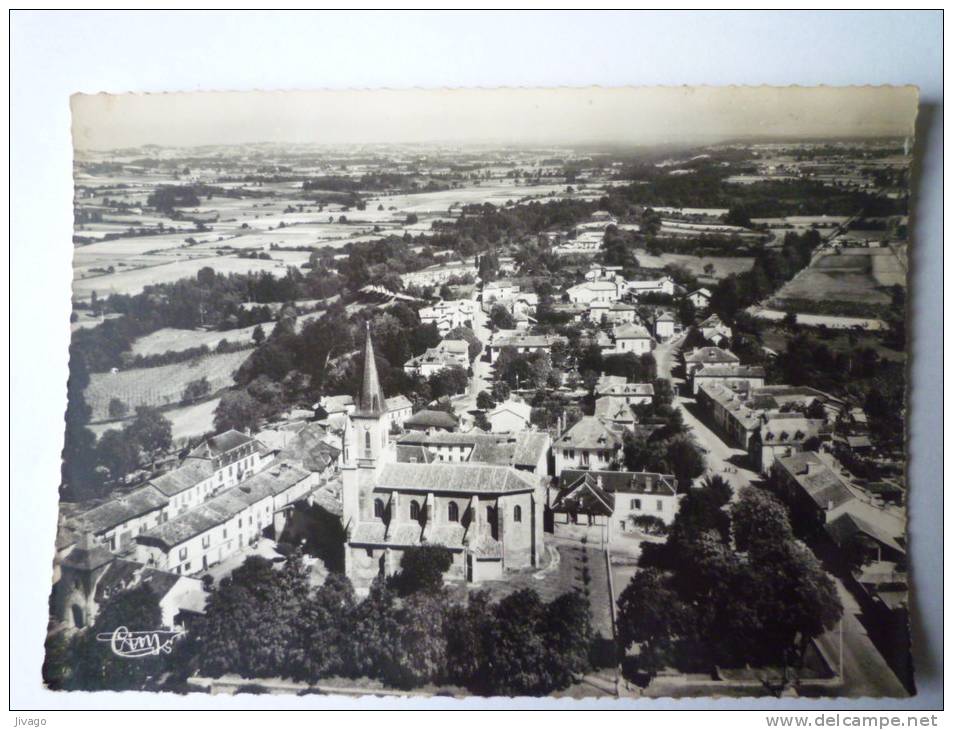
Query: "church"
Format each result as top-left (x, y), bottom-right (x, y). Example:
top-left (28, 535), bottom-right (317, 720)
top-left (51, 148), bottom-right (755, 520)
top-left (342, 326), bottom-right (546, 587)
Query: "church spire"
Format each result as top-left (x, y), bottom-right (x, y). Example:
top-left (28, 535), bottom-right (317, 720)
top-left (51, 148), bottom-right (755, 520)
top-left (354, 323), bottom-right (387, 418)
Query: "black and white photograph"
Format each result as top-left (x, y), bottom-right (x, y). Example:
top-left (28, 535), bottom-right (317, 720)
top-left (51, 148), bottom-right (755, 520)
top-left (8, 9), bottom-right (944, 717)
top-left (42, 84), bottom-right (919, 699)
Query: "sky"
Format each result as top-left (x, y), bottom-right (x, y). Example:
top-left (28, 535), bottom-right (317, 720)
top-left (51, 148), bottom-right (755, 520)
top-left (71, 86), bottom-right (919, 151)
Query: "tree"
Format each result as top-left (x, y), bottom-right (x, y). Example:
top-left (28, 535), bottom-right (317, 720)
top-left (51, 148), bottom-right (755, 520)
top-left (677, 297), bottom-right (696, 327)
top-left (214, 389), bottom-right (260, 433)
top-left (107, 397), bottom-right (129, 420)
top-left (445, 591), bottom-right (495, 691)
top-left (473, 411), bottom-right (491, 431)
top-left (392, 591), bottom-right (451, 688)
top-left (389, 545), bottom-right (453, 596)
top-left (66, 585), bottom-right (168, 691)
top-left (476, 391), bottom-right (495, 411)
top-left (485, 589), bottom-right (550, 696)
top-left (731, 486), bottom-right (794, 554)
top-left (125, 406), bottom-right (172, 468)
top-left (724, 205), bottom-right (752, 229)
top-left (489, 303), bottom-right (516, 330)
top-left (542, 591), bottom-right (592, 686)
top-left (251, 324), bottom-right (266, 346)
top-left (664, 436), bottom-right (706, 488)
top-left (291, 572), bottom-right (356, 682)
top-left (405, 213), bottom-right (419, 225)
top-left (616, 568), bottom-right (692, 681)
top-left (182, 376), bottom-right (211, 404)
top-left (96, 429), bottom-right (140, 482)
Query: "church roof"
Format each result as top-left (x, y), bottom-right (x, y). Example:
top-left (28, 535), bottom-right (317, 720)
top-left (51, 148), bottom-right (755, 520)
top-left (376, 462), bottom-right (537, 495)
top-left (354, 325), bottom-right (388, 418)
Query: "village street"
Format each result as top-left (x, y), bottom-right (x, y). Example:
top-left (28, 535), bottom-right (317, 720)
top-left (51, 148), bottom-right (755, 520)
top-left (452, 293), bottom-right (494, 419)
top-left (815, 580), bottom-right (908, 698)
top-left (652, 333), bottom-right (758, 492)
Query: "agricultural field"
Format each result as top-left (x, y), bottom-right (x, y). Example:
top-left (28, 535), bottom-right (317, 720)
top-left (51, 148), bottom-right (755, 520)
top-left (89, 396), bottom-right (221, 444)
top-left (769, 247), bottom-right (906, 308)
top-left (130, 311), bottom-right (324, 357)
top-left (72, 254), bottom-right (301, 302)
top-left (633, 248), bottom-right (755, 279)
top-left (85, 349), bottom-right (252, 422)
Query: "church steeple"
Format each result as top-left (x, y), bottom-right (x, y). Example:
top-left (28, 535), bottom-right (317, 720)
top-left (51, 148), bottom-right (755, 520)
top-left (355, 323), bottom-right (387, 418)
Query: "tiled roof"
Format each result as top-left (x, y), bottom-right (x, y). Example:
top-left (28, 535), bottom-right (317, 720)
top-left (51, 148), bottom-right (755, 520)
top-left (94, 559), bottom-right (142, 604)
top-left (140, 465), bottom-right (309, 549)
top-left (694, 364), bottom-right (766, 378)
top-left (467, 533), bottom-right (502, 558)
top-left (511, 432), bottom-right (550, 469)
top-left (613, 323), bottom-right (652, 339)
top-left (149, 460), bottom-right (214, 497)
top-left (559, 469), bottom-right (678, 496)
top-left (62, 544), bottom-right (114, 572)
top-left (594, 396), bottom-right (637, 423)
top-left (376, 462), bottom-right (538, 495)
top-left (775, 452), bottom-right (855, 512)
top-left (350, 521), bottom-right (387, 545)
top-left (685, 347), bottom-right (740, 365)
top-left (76, 485), bottom-right (169, 535)
top-left (404, 409), bottom-right (459, 430)
top-left (386, 395), bottom-right (413, 411)
top-left (552, 478), bottom-right (615, 517)
top-left (488, 400), bottom-right (532, 422)
top-left (761, 417), bottom-right (828, 445)
top-left (490, 333), bottom-right (563, 349)
top-left (825, 511), bottom-right (905, 555)
top-left (557, 416), bottom-right (624, 450)
top-left (596, 375), bottom-right (654, 397)
top-left (188, 429), bottom-right (255, 459)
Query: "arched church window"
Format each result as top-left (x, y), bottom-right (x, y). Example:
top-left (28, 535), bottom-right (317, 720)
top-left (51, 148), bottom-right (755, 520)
top-left (448, 501), bottom-right (459, 522)
top-left (374, 499), bottom-right (385, 519)
top-left (410, 500), bottom-right (421, 521)
top-left (513, 505), bottom-right (522, 523)
top-left (365, 429), bottom-right (371, 451)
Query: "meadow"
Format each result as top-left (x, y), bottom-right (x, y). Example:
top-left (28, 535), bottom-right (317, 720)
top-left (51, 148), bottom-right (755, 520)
top-left (84, 348), bottom-right (252, 421)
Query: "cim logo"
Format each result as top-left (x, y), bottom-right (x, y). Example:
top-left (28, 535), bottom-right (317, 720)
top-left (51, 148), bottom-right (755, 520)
top-left (96, 626), bottom-right (186, 658)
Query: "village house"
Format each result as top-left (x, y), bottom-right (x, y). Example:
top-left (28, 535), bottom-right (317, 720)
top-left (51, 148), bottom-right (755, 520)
top-left (385, 395), bottom-right (413, 431)
top-left (696, 381), bottom-right (763, 452)
top-left (752, 414), bottom-right (830, 472)
top-left (482, 279), bottom-right (522, 303)
top-left (53, 536), bottom-right (208, 632)
top-left (687, 287), bottom-right (712, 309)
top-left (147, 430), bottom-right (273, 520)
top-left (593, 396), bottom-right (637, 429)
top-left (698, 313), bottom-right (733, 346)
top-left (691, 363), bottom-right (766, 394)
top-left (550, 470), bottom-right (680, 545)
top-left (625, 275), bottom-right (676, 299)
top-left (607, 301), bottom-right (637, 324)
top-left (595, 375), bottom-right (655, 405)
top-left (771, 451), bottom-right (856, 531)
top-left (566, 279), bottom-right (620, 305)
top-left (135, 463), bottom-right (315, 576)
top-left (403, 339), bottom-right (470, 377)
top-left (684, 346), bottom-right (741, 376)
top-left (611, 322), bottom-right (654, 355)
top-left (487, 398), bottom-right (533, 433)
top-left (553, 416), bottom-right (625, 473)
top-left (403, 408), bottom-right (459, 433)
top-left (487, 331), bottom-right (565, 364)
top-left (72, 484), bottom-right (170, 554)
top-left (400, 262), bottom-right (475, 289)
top-left (342, 329), bottom-right (546, 587)
top-left (418, 299), bottom-right (475, 335)
top-left (584, 264), bottom-right (624, 282)
top-left (654, 311), bottom-right (676, 340)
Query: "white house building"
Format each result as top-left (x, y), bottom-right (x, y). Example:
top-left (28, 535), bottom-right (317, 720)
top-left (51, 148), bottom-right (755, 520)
top-left (553, 416), bottom-right (625, 473)
top-left (611, 323), bottom-right (654, 355)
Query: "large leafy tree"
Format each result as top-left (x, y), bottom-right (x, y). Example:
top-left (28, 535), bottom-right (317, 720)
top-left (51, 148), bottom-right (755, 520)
top-left (389, 545), bottom-right (453, 596)
top-left (66, 585), bottom-right (168, 691)
top-left (125, 406), bottom-right (172, 467)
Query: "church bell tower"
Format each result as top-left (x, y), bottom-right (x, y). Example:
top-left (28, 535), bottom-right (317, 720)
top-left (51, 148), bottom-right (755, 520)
top-left (351, 323), bottom-right (389, 469)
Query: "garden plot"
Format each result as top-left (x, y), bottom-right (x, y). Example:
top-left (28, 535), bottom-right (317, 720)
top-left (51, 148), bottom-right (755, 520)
top-left (633, 249), bottom-right (755, 279)
top-left (72, 254), bottom-right (301, 301)
top-left (130, 311), bottom-right (323, 357)
top-left (85, 349), bottom-right (252, 422)
top-left (770, 248), bottom-right (898, 306)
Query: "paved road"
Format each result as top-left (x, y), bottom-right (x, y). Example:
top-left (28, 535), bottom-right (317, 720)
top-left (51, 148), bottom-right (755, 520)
top-left (815, 579), bottom-right (908, 698)
top-left (653, 334), bottom-right (757, 492)
top-left (453, 294), bottom-right (494, 418)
